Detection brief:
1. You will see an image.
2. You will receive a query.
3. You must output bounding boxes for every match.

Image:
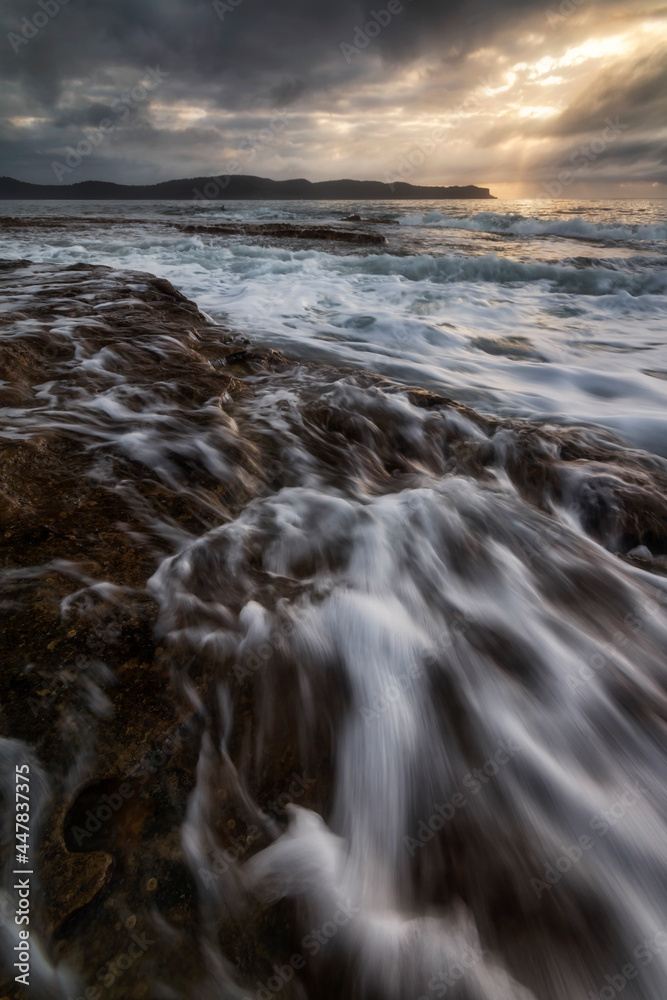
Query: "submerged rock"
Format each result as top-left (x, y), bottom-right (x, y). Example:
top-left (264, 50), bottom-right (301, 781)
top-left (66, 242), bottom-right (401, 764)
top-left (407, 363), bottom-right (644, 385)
top-left (180, 221), bottom-right (388, 244)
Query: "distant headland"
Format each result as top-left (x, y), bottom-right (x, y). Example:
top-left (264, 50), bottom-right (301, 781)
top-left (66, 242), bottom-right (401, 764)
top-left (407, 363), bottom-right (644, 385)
top-left (0, 174), bottom-right (495, 201)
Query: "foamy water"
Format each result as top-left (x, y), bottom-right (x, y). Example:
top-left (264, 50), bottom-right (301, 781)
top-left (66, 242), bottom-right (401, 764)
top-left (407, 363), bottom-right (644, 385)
top-left (1, 204), bottom-right (667, 1000)
top-left (4, 198), bottom-right (667, 454)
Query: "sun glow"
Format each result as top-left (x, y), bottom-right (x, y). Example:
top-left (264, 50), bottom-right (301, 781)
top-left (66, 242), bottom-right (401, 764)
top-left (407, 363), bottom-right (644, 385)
top-left (518, 106), bottom-right (559, 118)
top-left (9, 117), bottom-right (47, 127)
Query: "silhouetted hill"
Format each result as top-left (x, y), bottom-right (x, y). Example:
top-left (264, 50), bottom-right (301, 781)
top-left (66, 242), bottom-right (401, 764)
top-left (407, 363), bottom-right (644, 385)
top-left (0, 175), bottom-right (495, 200)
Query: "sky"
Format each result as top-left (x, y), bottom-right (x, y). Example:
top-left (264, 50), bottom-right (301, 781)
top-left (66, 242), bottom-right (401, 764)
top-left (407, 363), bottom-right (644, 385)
top-left (1, 0), bottom-right (666, 198)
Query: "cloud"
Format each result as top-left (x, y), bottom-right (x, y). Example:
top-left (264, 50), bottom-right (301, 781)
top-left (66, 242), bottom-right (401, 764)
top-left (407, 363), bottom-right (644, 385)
top-left (547, 45), bottom-right (667, 136)
top-left (0, 0), bottom-right (664, 191)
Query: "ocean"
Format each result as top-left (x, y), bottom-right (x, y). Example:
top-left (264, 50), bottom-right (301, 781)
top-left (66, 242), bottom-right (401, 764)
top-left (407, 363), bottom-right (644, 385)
top-left (1, 199), bottom-right (667, 1000)
top-left (6, 198), bottom-right (667, 452)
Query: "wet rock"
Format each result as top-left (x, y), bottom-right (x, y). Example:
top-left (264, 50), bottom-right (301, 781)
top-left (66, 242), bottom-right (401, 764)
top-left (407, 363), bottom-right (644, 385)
top-left (180, 222), bottom-right (387, 244)
top-left (342, 214), bottom-right (399, 224)
top-left (1, 257), bottom-right (666, 1000)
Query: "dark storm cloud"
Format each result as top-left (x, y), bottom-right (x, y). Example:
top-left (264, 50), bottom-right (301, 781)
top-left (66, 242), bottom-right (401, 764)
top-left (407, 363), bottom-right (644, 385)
top-left (51, 105), bottom-right (118, 129)
top-left (597, 138), bottom-right (667, 164)
top-left (0, 0), bottom-right (664, 189)
top-left (0, 0), bottom-right (555, 103)
top-left (546, 46), bottom-right (667, 136)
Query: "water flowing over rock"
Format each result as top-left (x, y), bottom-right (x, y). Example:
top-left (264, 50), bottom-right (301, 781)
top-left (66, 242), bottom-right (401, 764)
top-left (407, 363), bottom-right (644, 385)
top-left (1, 260), bottom-right (666, 1000)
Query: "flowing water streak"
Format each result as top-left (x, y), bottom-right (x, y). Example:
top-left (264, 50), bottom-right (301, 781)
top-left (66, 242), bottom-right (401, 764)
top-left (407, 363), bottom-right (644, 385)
top-left (150, 380), bottom-right (667, 998)
top-left (0, 203), bottom-right (666, 1000)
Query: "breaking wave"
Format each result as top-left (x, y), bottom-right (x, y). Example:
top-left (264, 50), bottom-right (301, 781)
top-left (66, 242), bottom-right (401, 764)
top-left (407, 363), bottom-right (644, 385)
top-left (399, 210), bottom-right (667, 243)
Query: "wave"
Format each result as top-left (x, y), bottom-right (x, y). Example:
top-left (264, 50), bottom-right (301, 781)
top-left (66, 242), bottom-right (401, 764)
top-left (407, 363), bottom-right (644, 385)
top-left (348, 250), bottom-right (667, 296)
top-left (399, 210), bottom-right (667, 242)
top-left (203, 244), bottom-right (667, 297)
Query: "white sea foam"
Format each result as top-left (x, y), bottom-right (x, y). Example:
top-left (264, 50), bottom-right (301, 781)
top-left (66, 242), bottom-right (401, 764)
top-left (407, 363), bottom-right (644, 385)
top-left (3, 255), bottom-right (667, 999)
top-left (398, 209), bottom-right (667, 242)
top-left (2, 197), bottom-right (667, 453)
